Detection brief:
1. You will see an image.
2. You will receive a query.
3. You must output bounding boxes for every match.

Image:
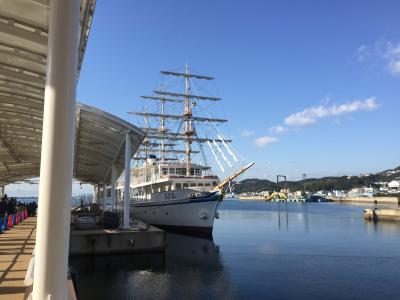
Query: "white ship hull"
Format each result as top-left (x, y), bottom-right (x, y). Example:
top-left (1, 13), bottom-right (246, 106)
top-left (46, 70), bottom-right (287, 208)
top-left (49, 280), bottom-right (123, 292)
top-left (130, 191), bottom-right (221, 235)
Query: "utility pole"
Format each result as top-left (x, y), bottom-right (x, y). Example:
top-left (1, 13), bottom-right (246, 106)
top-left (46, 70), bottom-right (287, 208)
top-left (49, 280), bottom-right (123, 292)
top-left (302, 173), bottom-right (307, 193)
top-left (277, 175), bottom-right (287, 193)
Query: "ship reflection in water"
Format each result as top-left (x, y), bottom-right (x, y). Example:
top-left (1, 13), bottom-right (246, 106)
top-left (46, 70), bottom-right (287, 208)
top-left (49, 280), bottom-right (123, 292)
top-left (70, 233), bottom-right (234, 300)
top-left (71, 201), bottom-right (400, 300)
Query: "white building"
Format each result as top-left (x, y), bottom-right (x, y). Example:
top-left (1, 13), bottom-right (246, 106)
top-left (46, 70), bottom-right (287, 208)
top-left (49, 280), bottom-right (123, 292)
top-left (348, 188), bottom-right (362, 197)
top-left (388, 180), bottom-right (400, 189)
top-left (362, 187), bottom-right (375, 197)
top-left (260, 191), bottom-right (270, 196)
top-left (333, 190), bottom-right (345, 197)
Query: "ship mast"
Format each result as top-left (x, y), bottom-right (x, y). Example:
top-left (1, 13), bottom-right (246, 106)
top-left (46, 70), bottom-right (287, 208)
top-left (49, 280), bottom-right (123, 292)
top-left (160, 83), bottom-right (166, 162)
top-left (129, 65), bottom-right (230, 171)
top-left (184, 64), bottom-right (194, 176)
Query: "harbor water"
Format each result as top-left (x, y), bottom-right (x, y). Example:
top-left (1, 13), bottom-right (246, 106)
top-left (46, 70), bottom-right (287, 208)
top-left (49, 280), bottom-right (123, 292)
top-left (70, 200), bottom-right (400, 300)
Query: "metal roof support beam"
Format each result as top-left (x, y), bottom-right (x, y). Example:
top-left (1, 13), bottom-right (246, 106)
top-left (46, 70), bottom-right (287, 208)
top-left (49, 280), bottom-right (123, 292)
top-left (33, 1), bottom-right (80, 299)
top-left (0, 63), bottom-right (46, 83)
top-left (0, 41), bottom-right (47, 64)
top-left (110, 163), bottom-right (116, 210)
top-left (123, 131), bottom-right (131, 228)
top-left (0, 18), bottom-right (47, 46)
top-left (0, 138), bottom-right (21, 163)
top-left (92, 184), bottom-right (98, 204)
top-left (102, 136), bottom-right (126, 183)
top-left (2, 162), bottom-right (10, 172)
top-left (102, 183), bottom-right (106, 210)
top-left (73, 108), bottom-right (81, 177)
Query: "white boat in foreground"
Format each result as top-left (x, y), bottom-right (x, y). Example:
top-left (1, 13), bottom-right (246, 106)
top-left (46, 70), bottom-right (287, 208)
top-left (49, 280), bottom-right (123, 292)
top-left (131, 189), bottom-right (222, 234)
top-left (127, 161), bottom-right (254, 234)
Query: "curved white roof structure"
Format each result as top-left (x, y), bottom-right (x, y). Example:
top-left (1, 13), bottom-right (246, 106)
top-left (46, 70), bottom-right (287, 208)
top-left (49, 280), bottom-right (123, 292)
top-left (0, 102), bottom-right (145, 186)
top-left (0, 0), bottom-right (145, 186)
top-left (0, 1), bottom-right (147, 297)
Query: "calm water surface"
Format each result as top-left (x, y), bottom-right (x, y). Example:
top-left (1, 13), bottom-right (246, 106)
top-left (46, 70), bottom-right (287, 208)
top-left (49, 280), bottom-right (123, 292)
top-left (70, 200), bottom-right (400, 300)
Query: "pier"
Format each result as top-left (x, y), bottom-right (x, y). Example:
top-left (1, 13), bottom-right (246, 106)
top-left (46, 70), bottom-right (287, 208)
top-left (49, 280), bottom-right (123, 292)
top-left (0, 217), bottom-right (36, 300)
top-left (70, 224), bottom-right (164, 256)
top-left (0, 213), bottom-right (165, 298)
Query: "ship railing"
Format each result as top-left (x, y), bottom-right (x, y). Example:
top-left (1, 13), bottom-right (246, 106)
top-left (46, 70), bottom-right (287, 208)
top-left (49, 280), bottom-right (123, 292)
top-left (161, 175), bottom-right (219, 179)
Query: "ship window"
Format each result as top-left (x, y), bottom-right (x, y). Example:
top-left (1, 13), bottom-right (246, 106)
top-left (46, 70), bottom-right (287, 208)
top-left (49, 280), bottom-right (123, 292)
top-left (213, 181), bottom-right (218, 186)
top-left (205, 183), bottom-right (211, 186)
top-left (190, 169), bottom-right (195, 175)
top-left (176, 183), bottom-right (182, 189)
top-left (169, 168), bottom-right (175, 174)
top-left (190, 183), bottom-right (196, 187)
top-left (162, 168), bottom-right (168, 175)
top-left (197, 183), bottom-right (203, 187)
top-left (183, 183), bottom-right (188, 188)
top-left (195, 170), bottom-right (201, 175)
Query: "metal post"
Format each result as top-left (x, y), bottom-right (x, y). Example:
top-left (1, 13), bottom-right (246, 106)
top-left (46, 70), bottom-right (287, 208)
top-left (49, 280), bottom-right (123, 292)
top-left (97, 185), bottom-right (100, 204)
top-left (33, 0), bottom-right (79, 299)
top-left (102, 184), bottom-right (106, 210)
top-left (110, 163), bottom-right (116, 210)
top-left (93, 184), bottom-right (98, 204)
top-left (1, 186), bottom-right (4, 197)
top-left (123, 132), bottom-right (131, 228)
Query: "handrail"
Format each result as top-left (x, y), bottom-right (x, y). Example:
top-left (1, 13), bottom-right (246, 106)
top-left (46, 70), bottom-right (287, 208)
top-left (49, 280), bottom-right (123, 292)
top-left (24, 248), bottom-right (35, 286)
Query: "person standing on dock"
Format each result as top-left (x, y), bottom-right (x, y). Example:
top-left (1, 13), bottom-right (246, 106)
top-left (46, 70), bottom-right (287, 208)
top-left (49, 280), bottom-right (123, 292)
top-left (0, 195), bottom-right (7, 216)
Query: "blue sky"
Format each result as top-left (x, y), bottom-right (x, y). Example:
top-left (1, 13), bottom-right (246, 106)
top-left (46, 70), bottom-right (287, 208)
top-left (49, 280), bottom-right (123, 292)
top-left (7, 0), bottom-right (400, 196)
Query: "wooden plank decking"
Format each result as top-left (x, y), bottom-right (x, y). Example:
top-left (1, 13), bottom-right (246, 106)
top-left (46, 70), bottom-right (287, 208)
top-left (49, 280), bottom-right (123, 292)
top-left (0, 217), bottom-right (36, 300)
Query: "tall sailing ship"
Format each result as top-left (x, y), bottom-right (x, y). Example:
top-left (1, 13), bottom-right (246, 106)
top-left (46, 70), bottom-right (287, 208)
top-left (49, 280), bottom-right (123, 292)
top-left (119, 65), bottom-right (253, 234)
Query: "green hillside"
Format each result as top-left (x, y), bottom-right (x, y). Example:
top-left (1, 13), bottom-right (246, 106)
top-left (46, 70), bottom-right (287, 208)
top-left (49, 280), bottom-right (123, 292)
top-left (234, 166), bottom-right (400, 193)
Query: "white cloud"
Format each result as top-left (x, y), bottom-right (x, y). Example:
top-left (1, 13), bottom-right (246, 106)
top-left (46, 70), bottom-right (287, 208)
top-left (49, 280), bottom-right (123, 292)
top-left (254, 136), bottom-right (278, 148)
top-left (284, 97), bottom-right (378, 126)
top-left (356, 45), bottom-right (370, 62)
top-left (240, 130), bottom-right (255, 137)
top-left (321, 94), bottom-right (332, 104)
top-left (357, 38), bottom-right (400, 77)
top-left (269, 125), bottom-right (288, 134)
top-left (388, 60), bottom-right (400, 75)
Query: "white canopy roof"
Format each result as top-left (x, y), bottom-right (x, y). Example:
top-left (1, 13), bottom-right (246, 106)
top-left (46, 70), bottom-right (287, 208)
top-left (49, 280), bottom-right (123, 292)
top-left (0, 0), bottom-right (145, 186)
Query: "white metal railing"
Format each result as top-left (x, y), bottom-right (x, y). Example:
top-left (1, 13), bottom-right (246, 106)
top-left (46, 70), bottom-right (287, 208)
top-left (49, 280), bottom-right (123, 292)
top-left (24, 247), bottom-right (35, 299)
top-left (24, 247), bottom-right (35, 287)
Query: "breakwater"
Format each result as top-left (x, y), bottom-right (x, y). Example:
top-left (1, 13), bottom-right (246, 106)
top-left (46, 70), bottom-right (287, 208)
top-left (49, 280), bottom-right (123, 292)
top-left (331, 196), bottom-right (399, 205)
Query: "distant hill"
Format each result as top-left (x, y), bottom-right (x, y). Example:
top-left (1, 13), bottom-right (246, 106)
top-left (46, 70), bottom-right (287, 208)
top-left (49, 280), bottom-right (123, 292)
top-left (234, 166), bottom-right (400, 193)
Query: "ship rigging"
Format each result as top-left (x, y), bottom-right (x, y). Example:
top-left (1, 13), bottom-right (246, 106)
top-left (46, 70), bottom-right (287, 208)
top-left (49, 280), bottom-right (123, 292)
top-left (128, 64), bottom-right (237, 177)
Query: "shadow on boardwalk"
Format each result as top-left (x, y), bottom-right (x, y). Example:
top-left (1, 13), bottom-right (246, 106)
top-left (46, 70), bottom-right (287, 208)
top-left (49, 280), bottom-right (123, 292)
top-left (0, 217), bottom-right (36, 300)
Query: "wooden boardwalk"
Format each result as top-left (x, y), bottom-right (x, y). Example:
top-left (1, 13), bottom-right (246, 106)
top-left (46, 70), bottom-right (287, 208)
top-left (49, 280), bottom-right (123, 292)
top-left (0, 217), bottom-right (36, 300)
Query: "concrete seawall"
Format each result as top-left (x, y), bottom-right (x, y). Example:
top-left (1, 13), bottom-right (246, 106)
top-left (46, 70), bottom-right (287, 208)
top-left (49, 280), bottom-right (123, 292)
top-left (332, 197), bottom-right (399, 205)
top-left (364, 208), bottom-right (400, 221)
top-left (239, 196), bottom-right (265, 201)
